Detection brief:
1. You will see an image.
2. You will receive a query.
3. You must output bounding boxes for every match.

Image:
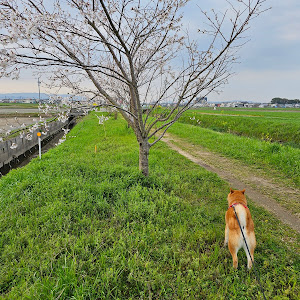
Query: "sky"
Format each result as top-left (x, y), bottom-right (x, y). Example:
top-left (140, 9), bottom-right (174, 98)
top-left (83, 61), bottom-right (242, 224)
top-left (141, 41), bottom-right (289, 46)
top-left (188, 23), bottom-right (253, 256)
top-left (0, 0), bottom-right (299, 103)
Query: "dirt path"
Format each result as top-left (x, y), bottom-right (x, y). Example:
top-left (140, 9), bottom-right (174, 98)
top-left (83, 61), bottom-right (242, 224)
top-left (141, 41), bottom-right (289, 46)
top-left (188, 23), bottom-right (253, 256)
top-left (162, 133), bottom-right (300, 234)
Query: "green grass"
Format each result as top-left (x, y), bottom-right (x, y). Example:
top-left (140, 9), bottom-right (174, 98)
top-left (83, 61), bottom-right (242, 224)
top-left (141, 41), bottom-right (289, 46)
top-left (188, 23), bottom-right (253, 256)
top-left (179, 109), bottom-right (300, 147)
top-left (168, 122), bottom-right (300, 187)
top-left (0, 103), bottom-right (38, 108)
top-left (0, 113), bottom-right (299, 299)
top-left (189, 107), bottom-right (300, 118)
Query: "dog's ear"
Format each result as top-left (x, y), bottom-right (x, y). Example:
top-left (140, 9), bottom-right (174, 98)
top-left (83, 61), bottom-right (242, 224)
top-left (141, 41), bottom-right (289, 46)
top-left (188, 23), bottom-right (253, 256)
top-left (230, 188), bottom-right (234, 194)
top-left (241, 189), bottom-right (246, 194)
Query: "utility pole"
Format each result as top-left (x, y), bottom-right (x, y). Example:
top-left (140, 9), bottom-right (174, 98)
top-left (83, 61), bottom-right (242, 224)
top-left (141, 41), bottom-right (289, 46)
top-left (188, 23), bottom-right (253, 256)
top-left (37, 77), bottom-right (41, 103)
top-left (37, 132), bottom-right (42, 159)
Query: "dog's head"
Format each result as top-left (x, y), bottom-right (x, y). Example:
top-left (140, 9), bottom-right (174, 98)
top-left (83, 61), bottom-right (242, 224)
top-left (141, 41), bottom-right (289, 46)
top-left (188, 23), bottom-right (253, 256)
top-left (227, 188), bottom-right (247, 206)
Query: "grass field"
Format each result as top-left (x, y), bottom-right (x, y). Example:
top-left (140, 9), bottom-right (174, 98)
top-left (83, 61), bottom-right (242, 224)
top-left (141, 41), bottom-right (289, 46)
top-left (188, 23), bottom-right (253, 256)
top-left (168, 122), bottom-right (300, 187)
top-left (189, 107), bottom-right (300, 116)
top-left (0, 113), bottom-right (299, 299)
top-left (0, 103), bottom-right (39, 108)
top-left (178, 108), bottom-right (300, 147)
top-left (188, 107), bottom-right (300, 117)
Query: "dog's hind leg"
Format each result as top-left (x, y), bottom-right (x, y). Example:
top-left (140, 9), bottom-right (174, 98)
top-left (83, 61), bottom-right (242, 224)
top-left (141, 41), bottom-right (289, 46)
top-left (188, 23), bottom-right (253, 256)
top-left (244, 241), bottom-right (255, 269)
top-left (228, 242), bottom-right (238, 269)
top-left (244, 245), bottom-right (254, 269)
top-left (224, 224), bottom-right (229, 247)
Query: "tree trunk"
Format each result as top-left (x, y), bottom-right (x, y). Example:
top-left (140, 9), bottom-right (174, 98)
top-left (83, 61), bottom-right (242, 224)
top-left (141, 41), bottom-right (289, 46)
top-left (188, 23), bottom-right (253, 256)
top-left (139, 140), bottom-right (150, 177)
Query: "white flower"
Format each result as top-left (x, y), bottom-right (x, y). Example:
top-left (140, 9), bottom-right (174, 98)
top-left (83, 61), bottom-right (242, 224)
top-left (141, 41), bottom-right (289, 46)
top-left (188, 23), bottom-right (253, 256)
top-left (97, 115), bottom-right (109, 124)
top-left (10, 143), bottom-right (18, 149)
top-left (55, 137), bottom-right (66, 146)
top-left (0, 60), bottom-right (8, 68)
top-left (25, 134), bottom-right (33, 140)
top-left (62, 128), bottom-right (70, 134)
top-left (58, 113), bottom-right (68, 123)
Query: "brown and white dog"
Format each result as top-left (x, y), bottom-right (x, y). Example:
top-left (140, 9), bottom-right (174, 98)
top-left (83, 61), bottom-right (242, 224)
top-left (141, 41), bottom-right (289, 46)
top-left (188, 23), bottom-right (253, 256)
top-left (224, 188), bottom-right (256, 269)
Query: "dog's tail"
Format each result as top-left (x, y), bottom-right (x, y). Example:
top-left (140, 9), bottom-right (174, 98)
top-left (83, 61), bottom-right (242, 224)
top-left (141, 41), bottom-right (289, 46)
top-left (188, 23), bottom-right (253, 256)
top-left (234, 204), bottom-right (247, 231)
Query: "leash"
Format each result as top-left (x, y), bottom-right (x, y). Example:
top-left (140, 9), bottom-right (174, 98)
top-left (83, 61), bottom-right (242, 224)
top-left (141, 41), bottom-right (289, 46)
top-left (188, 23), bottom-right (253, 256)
top-left (232, 205), bottom-right (267, 300)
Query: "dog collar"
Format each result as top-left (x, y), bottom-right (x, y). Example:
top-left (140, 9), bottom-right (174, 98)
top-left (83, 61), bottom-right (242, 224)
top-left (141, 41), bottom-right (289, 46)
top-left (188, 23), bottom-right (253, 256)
top-left (228, 203), bottom-right (248, 209)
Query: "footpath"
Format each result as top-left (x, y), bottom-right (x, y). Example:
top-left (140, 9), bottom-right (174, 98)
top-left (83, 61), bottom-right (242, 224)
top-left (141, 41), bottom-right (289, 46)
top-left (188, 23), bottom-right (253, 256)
top-left (162, 133), bottom-right (300, 234)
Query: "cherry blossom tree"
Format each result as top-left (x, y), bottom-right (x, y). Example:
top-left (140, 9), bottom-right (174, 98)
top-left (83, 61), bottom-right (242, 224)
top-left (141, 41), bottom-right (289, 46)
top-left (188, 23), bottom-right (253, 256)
top-left (0, 0), bottom-right (267, 176)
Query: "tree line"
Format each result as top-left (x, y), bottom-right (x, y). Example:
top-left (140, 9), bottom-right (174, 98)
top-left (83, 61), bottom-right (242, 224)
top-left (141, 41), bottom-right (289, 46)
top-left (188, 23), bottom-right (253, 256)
top-left (271, 98), bottom-right (300, 104)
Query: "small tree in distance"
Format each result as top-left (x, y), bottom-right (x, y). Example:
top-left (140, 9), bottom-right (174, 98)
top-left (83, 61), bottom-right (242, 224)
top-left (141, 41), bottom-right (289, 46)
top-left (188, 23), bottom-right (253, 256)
top-left (0, 0), bottom-right (267, 176)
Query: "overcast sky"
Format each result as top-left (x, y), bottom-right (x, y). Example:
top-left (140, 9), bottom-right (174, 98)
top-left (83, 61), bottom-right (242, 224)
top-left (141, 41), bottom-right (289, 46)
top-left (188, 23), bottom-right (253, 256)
top-left (0, 0), bottom-right (299, 103)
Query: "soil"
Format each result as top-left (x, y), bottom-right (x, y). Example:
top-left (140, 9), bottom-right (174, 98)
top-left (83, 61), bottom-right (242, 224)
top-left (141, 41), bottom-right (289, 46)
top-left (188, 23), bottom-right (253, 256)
top-left (162, 133), bottom-right (300, 234)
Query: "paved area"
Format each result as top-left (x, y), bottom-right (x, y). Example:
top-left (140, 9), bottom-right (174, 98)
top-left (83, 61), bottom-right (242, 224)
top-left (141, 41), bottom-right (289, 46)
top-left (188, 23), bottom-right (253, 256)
top-left (0, 108), bottom-right (40, 114)
top-left (0, 117), bottom-right (37, 135)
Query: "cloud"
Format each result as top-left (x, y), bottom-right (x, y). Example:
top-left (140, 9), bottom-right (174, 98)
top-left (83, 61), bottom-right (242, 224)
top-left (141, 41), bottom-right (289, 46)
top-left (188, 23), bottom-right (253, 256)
top-left (1, 0), bottom-right (298, 103)
top-left (278, 19), bottom-right (300, 42)
top-left (0, 78), bottom-right (37, 94)
top-left (212, 69), bottom-right (300, 102)
top-left (228, 0), bottom-right (300, 72)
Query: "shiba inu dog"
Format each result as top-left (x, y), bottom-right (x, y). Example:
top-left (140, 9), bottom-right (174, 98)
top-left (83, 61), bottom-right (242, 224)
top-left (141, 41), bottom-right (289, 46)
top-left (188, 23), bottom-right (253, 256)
top-left (224, 189), bottom-right (256, 269)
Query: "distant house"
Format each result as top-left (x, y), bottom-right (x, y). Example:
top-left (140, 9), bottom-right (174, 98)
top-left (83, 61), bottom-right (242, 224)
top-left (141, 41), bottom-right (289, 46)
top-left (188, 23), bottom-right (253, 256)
top-left (22, 98), bottom-right (37, 104)
top-left (234, 102), bottom-right (247, 108)
top-left (244, 103), bottom-right (257, 108)
top-left (258, 104), bottom-right (268, 108)
top-left (285, 104), bottom-right (294, 108)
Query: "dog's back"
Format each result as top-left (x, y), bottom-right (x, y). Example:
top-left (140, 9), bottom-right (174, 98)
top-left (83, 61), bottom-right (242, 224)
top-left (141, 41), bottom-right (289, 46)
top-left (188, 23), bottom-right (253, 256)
top-left (224, 189), bottom-right (256, 269)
